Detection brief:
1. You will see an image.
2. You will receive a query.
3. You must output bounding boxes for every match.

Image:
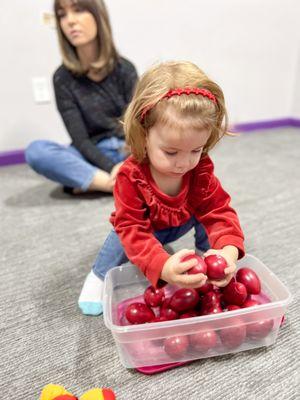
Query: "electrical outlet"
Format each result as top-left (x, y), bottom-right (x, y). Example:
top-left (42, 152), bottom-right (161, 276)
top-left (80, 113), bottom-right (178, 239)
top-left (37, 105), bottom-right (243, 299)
top-left (32, 77), bottom-right (51, 104)
top-left (42, 11), bottom-right (56, 29)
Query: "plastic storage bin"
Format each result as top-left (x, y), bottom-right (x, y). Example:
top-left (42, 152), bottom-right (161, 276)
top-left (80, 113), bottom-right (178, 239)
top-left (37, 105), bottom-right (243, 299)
top-left (103, 254), bottom-right (292, 368)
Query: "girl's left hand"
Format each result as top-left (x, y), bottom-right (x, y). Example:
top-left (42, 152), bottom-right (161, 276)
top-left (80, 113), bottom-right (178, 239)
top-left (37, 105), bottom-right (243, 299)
top-left (203, 245), bottom-right (239, 288)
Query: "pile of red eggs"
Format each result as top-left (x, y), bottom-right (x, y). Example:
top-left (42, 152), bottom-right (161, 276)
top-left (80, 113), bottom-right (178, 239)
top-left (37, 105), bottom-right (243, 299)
top-left (124, 254), bottom-right (274, 359)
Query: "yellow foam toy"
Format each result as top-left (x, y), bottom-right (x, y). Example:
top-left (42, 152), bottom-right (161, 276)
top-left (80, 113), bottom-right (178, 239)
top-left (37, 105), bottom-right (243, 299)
top-left (40, 385), bottom-right (73, 400)
top-left (80, 388), bottom-right (106, 400)
top-left (40, 384), bottom-right (116, 400)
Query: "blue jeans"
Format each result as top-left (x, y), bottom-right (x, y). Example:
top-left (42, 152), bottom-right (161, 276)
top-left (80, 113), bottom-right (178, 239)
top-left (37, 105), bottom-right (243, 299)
top-left (93, 217), bottom-right (210, 280)
top-left (25, 137), bottom-right (127, 191)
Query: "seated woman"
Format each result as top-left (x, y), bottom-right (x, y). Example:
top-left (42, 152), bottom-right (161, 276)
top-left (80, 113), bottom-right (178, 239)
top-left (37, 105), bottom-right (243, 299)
top-left (25, 0), bottom-right (137, 193)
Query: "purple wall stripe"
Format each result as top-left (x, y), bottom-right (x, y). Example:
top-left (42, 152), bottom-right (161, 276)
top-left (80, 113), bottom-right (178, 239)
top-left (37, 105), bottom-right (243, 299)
top-left (0, 149), bottom-right (26, 167)
top-left (232, 118), bottom-right (300, 132)
top-left (288, 118), bottom-right (300, 127)
top-left (0, 118), bottom-right (300, 167)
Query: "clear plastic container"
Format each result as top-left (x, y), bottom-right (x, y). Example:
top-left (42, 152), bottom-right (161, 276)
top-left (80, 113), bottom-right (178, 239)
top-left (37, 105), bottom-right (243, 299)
top-left (103, 254), bottom-right (292, 368)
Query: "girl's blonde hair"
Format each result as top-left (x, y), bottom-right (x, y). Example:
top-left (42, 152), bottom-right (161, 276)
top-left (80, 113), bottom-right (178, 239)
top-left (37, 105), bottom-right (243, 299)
top-left (54, 0), bottom-right (119, 77)
top-left (123, 61), bottom-right (229, 162)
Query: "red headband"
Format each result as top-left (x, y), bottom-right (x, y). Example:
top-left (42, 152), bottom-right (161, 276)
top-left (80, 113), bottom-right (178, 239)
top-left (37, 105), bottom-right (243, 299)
top-left (140, 87), bottom-right (217, 124)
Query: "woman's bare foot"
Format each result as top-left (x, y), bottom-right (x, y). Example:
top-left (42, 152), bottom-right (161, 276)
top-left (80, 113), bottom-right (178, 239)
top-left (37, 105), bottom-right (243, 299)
top-left (88, 170), bottom-right (114, 192)
top-left (66, 167), bottom-right (120, 194)
top-left (71, 170), bottom-right (114, 194)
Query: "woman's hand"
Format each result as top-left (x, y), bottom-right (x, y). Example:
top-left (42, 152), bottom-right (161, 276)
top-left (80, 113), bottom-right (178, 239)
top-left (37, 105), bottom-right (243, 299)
top-left (110, 162), bottom-right (123, 183)
top-left (161, 249), bottom-right (208, 288)
top-left (203, 245), bottom-right (239, 288)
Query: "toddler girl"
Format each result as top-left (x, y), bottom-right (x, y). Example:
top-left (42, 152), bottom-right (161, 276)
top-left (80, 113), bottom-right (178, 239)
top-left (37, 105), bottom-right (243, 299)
top-left (79, 61), bottom-right (245, 315)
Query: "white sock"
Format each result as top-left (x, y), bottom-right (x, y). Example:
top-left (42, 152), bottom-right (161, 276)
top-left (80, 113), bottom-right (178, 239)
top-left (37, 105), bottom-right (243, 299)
top-left (78, 270), bottom-right (104, 316)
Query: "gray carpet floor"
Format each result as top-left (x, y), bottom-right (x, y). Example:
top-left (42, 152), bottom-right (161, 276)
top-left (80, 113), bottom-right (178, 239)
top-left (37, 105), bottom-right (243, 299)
top-left (0, 128), bottom-right (299, 399)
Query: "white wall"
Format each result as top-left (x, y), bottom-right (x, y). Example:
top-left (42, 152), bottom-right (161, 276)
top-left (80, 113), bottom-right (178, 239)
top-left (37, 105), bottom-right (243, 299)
top-left (0, 0), bottom-right (299, 152)
top-left (0, 0), bottom-right (62, 151)
top-left (291, 42), bottom-right (300, 118)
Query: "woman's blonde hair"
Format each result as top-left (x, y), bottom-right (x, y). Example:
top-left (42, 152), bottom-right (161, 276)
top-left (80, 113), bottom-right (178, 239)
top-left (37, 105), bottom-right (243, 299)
top-left (54, 0), bottom-right (118, 77)
top-left (124, 61), bottom-right (229, 162)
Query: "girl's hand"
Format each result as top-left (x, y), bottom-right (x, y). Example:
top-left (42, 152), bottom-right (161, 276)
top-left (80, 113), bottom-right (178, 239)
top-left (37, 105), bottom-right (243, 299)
top-left (203, 245), bottom-right (239, 288)
top-left (161, 249), bottom-right (208, 288)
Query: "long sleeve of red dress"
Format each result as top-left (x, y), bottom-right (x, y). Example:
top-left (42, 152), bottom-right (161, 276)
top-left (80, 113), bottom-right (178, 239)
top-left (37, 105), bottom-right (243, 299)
top-left (111, 169), bottom-right (171, 287)
top-left (191, 157), bottom-right (244, 258)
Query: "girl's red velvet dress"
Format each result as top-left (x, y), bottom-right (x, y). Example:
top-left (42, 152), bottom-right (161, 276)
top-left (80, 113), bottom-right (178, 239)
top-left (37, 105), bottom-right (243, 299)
top-left (110, 155), bottom-right (244, 286)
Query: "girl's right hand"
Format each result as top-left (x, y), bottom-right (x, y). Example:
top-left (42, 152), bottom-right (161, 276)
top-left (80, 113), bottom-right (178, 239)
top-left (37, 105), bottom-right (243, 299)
top-left (160, 249), bottom-right (208, 288)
